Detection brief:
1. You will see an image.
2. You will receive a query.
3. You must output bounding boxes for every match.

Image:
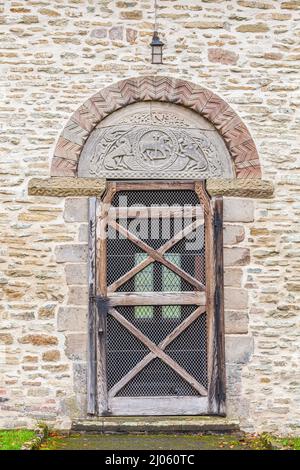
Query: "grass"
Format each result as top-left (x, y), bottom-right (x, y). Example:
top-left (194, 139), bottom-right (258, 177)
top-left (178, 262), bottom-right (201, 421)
top-left (0, 429), bottom-right (36, 450)
top-left (248, 433), bottom-right (300, 450)
top-left (1, 429), bottom-right (300, 450)
top-left (39, 432), bottom-right (252, 450)
top-left (40, 432), bottom-right (300, 451)
top-left (274, 437), bottom-right (300, 450)
top-left (39, 432), bottom-right (68, 450)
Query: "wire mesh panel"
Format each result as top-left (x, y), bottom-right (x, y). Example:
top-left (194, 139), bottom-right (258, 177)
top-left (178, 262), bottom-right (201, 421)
top-left (117, 358), bottom-right (199, 397)
top-left (105, 188), bottom-right (208, 400)
top-left (111, 190), bottom-right (200, 207)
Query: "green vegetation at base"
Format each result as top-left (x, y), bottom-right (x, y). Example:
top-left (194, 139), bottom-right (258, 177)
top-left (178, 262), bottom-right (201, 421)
top-left (1, 429), bottom-right (299, 451)
top-left (273, 437), bottom-right (300, 450)
top-left (0, 429), bottom-right (36, 450)
top-left (40, 432), bottom-right (300, 451)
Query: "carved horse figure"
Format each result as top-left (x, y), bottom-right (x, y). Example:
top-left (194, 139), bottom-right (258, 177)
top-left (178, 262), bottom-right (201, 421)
top-left (139, 131), bottom-right (174, 163)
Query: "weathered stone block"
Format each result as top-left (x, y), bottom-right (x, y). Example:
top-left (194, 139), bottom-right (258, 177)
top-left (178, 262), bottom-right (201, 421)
top-left (18, 334), bottom-right (58, 346)
top-left (11, 311), bottom-right (34, 320)
top-left (91, 28), bottom-right (107, 39)
top-left (68, 286), bottom-right (88, 306)
top-left (42, 364), bottom-right (69, 372)
top-left (38, 8), bottom-right (60, 17)
top-left (38, 304), bottom-right (56, 319)
top-left (55, 244), bottom-right (88, 263)
top-left (236, 23), bottom-right (269, 32)
top-left (42, 350), bottom-right (60, 362)
top-left (65, 334), bottom-right (87, 361)
top-left (225, 336), bottom-right (254, 364)
top-left (224, 268), bottom-right (243, 287)
top-left (226, 364), bottom-right (242, 395)
top-left (223, 199), bottom-right (254, 222)
top-left (223, 224), bottom-right (245, 245)
top-left (20, 15), bottom-right (39, 24)
top-left (208, 48), bottom-right (239, 65)
top-left (126, 28), bottom-right (137, 44)
top-left (65, 264), bottom-right (88, 285)
top-left (27, 388), bottom-right (50, 397)
top-left (57, 306), bottom-right (87, 331)
top-left (281, 1), bottom-right (300, 9)
top-left (64, 198), bottom-right (88, 222)
top-left (184, 21), bottom-right (224, 29)
top-left (0, 333), bottom-right (13, 345)
top-left (78, 224), bottom-right (88, 243)
top-left (224, 247), bottom-right (250, 266)
top-left (109, 26), bottom-right (123, 40)
top-left (28, 177), bottom-right (106, 197)
top-left (206, 179), bottom-right (273, 198)
top-left (224, 288), bottom-right (248, 309)
top-left (23, 355), bottom-right (38, 363)
top-left (120, 10), bottom-right (142, 19)
top-left (225, 311), bottom-right (249, 334)
top-left (237, 1), bottom-right (273, 9)
top-left (73, 362), bottom-right (87, 392)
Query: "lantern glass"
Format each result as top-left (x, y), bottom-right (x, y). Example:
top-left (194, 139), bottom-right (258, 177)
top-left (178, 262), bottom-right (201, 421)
top-left (152, 45), bottom-right (163, 64)
top-left (150, 31), bottom-right (164, 64)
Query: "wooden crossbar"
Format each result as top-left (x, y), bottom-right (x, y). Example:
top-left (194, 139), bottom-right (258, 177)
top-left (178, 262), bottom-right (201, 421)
top-left (109, 307), bottom-right (208, 397)
top-left (108, 218), bottom-right (205, 293)
top-left (109, 306), bottom-right (206, 398)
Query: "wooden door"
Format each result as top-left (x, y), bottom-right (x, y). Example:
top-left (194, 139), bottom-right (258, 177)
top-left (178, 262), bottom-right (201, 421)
top-left (91, 181), bottom-right (225, 416)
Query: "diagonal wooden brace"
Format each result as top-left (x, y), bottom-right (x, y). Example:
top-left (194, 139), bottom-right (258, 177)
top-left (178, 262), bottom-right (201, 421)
top-left (109, 307), bottom-right (208, 397)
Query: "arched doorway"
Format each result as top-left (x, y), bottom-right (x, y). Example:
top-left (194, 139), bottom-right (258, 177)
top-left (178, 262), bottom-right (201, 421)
top-left (34, 76), bottom-right (266, 418)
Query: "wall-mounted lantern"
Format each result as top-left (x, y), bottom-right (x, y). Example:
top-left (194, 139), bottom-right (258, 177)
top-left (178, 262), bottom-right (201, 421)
top-left (150, 31), bottom-right (164, 64)
top-left (150, 1), bottom-right (163, 64)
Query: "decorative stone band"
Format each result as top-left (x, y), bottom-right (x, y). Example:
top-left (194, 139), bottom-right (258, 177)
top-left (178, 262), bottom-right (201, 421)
top-left (51, 76), bottom-right (261, 179)
top-left (28, 178), bottom-right (273, 198)
top-left (206, 178), bottom-right (274, 198)
top-left (28, 177), bottom-right (106, 197)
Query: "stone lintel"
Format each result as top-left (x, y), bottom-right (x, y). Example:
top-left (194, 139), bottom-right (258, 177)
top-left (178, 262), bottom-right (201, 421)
top-left (206, 178), bottom-right (274, 198)
top-left (28, 177), bottom-right (106, 197)
top-left (28, 177), bottom-right (273, 198)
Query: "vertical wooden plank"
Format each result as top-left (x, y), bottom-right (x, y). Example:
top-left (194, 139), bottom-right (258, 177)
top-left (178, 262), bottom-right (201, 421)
top-left (199, 183), bottom-right (215, 415)
top-left (96, 182), bottom-right (116, 415)
top-left (87, 197), bottom-right (97, 414)
top-left (209, 196), bottom-right (226, 415)
top-left (96, 200), bottom-right (108, 415)
top-left (195, 182), bottom-right (225, 415)
top-left (194, 181), bottom-right (215, 415)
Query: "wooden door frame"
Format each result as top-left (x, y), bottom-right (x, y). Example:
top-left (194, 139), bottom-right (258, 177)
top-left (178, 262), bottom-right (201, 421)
top-left (87, 180), bottom-right (226, 416)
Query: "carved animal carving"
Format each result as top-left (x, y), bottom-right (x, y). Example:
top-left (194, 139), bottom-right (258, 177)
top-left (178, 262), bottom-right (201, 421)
top-left (78, 109), bottom-right (233, 179)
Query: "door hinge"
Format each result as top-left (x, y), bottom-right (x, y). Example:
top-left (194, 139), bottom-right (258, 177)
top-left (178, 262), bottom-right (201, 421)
top-left (93, 296), bottom-right (109, 335)
top-left (95, 295), bottom-right (109, 312)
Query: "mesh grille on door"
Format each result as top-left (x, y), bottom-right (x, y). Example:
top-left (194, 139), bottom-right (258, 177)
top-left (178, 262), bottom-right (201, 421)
top-left (106, 189), bottom-right (207, 398)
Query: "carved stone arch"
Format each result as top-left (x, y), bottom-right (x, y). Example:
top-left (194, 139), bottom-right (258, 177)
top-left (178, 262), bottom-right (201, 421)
top-left (51, 76), bottom-right (261, 179)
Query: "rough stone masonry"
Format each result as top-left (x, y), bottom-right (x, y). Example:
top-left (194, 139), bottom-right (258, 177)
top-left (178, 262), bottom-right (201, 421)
top-left (0, 0), bottom-right (300, 435)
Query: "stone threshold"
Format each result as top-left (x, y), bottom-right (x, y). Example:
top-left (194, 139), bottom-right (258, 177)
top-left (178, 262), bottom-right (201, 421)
top-left (72, 416), bottom-right (240, 434)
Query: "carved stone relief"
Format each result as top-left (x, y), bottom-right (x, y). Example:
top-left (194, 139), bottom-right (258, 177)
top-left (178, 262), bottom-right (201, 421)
top-left (78, 102), bottom-right (234, 179)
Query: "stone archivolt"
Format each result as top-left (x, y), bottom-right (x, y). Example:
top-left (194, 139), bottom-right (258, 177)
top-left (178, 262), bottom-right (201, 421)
top-left (51, 76), bottom-right (261, 179)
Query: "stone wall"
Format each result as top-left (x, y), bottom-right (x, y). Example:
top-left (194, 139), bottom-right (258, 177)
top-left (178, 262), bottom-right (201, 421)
top-left (1, 0), bottom-right (300, 435)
